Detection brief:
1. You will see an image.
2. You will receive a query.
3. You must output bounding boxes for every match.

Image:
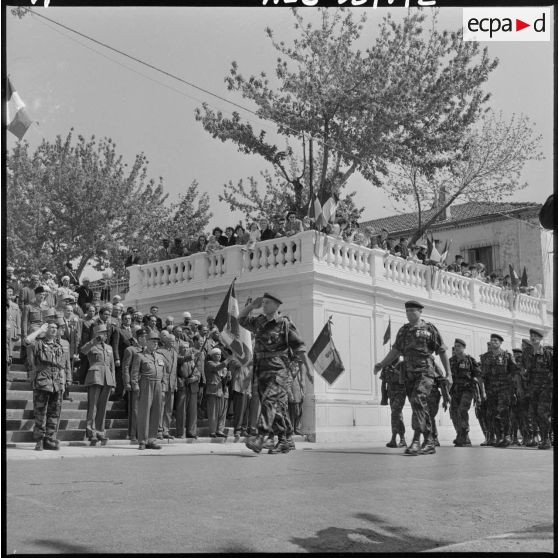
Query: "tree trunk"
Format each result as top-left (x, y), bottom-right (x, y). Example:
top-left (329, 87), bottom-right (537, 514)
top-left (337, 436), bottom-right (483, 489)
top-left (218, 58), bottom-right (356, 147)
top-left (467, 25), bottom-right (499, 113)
top-left (75, 255), bottom-right (91, 281)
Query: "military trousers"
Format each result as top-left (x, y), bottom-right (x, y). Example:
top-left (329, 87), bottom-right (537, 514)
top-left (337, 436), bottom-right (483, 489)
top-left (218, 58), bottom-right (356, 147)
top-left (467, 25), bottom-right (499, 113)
top-left (475, 399), bottom-right (490, 438)
top-left (33, 389), bottom-right (62, 441)
top-left (248, 389), bottom-right (261, 435)
top-left (158, 389), bottom-right (175, 437)
top-left (232, 391), bottom-right (250, 434)
top-left (387, 384), bottom-right (406, 436)
top-left (288, 401), bottom-right (303, 435)
top-left (86, 384), bottom-right (111, 438)
top-left (529, 387), bottom-right (552, 439)
top-left (486, 387), bottom-right (512, 439)
top-left (405, 372), bottom-right (434, 437)
top-left (126, 389), bottom-right (140, 440)
top-left (257, 373), bottom-right (290, 439)
top-left (175, 386), bottom-right (198, 437)
top-left (427, 386), bottom-right (441, 439)
top-left (137, 378), bottom-right (162, 444)
top-left (449, 385), bottom-right (474, 433)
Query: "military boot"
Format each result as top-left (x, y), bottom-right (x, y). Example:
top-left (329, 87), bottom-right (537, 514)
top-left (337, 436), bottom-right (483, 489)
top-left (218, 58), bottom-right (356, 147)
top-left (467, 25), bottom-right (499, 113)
top-left (420, 441), bottom-right (436, 455)
top-left (404, 439), bottom-right (421, 456)
top-left (454, 430), bottom-right (464, 447)
top-left (263, 436), bottom-right (275, 450)
top-left (537, 436), bottom-right (551, 450)
top-left (286, 436), bottom-right (296, 450)
top-left (499, 435), bottom-right (511, 447)
top-left (245, 435), bottom-right (265, 454)
top-left (397, 435), bottom-right (407, 448)
top-left (432, 436), bottom-right (440, 447)
top-left (463, 432), bottom-right (472, 447)
top-left (34, 439), bottom-right (44, 451)
top-left (511, 435), bottom-right (521, 446)
top-left (43, 437), bottom-right (60, 451)
top-left (525, 433), bottom-right (538, 447)
top-left (268, 439), bottom-right (290, 454)
top-left (386, 434), bottom-right (398, 448)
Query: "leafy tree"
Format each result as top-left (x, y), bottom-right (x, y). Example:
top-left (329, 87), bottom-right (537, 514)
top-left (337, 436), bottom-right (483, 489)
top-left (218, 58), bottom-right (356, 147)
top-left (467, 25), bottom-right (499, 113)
top-left (6, 130), bottom-right (174, 280)
top-left (383, 112), bottom-right (544, 244)
top-left (168, 179), bottom-right (213, 239)
top-left (195, 7), bottom-right (498, 219)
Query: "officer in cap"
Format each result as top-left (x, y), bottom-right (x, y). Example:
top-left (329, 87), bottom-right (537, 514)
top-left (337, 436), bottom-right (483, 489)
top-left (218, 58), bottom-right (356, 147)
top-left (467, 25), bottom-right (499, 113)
top-left (130, 329), bottom-right (170, 450)
top-left (523, 328), bottom-right (553, 449)
top-left (374, 300), bottom-right (451, 456)
top-left (449, 338), bottom-right (481, 447)
top-left (239, 293), bottom-right (311, 454)
top-left (80, 323), bottom-right (116, 445)
top-left (477, 333), bottom-right (520, 448)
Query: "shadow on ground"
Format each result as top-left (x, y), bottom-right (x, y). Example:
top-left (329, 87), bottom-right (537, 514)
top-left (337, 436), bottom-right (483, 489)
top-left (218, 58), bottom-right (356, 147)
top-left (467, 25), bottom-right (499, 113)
top-left (291, 512), bottom-right (451, 553)
top-left (27, 539), bottom-right (94, 553)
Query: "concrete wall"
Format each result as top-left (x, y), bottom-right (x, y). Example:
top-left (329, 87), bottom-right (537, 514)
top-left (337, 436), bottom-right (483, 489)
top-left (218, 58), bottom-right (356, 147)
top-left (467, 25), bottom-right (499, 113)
top-left (124, 231), bottom-right (552, 443)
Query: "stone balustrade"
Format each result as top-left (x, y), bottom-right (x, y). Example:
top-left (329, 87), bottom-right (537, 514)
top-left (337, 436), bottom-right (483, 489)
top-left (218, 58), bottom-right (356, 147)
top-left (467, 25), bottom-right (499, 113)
top-left (126, 230), bottom-right (548, 324)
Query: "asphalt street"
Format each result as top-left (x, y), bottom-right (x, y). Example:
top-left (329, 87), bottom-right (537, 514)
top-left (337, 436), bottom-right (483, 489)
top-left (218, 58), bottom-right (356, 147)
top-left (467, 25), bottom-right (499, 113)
top-left (5, 443), bottom-right (554, 554)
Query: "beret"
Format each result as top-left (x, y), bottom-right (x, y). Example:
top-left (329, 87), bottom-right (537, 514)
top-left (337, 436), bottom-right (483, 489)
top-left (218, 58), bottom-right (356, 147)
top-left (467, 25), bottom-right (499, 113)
top-left (529, 328), bottom-right (544, 338)
top-left (182, 311), bottom-right (192, 319)
top-left (404, 300), bottom-right (424, 310)
top-left (93, 323), bottom-right (108, 335)
top-left (454, 338), bottom-right (466, 347)
top-left (209, 347), bottom-right (222, 356)
top-left (34, 286), bottom-right (45, 294)
top-left (263, 293), bottom-right (283, 305)
top-left (521, 338), bottom-right (532, 346)
top-left (512, 348), bottom-right (523, 353)
top-left (490, 333), bottom-right (504, 342)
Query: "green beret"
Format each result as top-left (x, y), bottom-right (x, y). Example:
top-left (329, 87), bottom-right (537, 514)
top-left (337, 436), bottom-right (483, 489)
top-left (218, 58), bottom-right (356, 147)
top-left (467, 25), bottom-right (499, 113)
top-left (404, 300), bottom-right (424, 310)
top-left (529, 328), bottom-right (544, 339)
top-left (490, 333), bottom-right (504, 342)
top-left (454, 338), bottom-right (466, 347)
top-left (263, 293), bottom-right (282, 305)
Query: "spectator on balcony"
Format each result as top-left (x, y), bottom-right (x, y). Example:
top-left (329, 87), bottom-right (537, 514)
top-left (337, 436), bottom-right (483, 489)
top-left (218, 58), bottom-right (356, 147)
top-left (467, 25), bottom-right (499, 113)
top-left (234, 224), bottom-right (250, 245)
top-left (329, 223), bottom-right (343, 239)
top-left (19, 274), bottom-right (40, 309)
top-left (407, 245), bottom-right (421, 262)
top-left (394, 237), bottom-right (410, 259)
top-left (75, 278), bottom-right (94, 314)
top-left (272, 214), bottom-right (286, 238)
top-left (446, 255), bottom-right (463, 273)
top-left (125, 247), bottom-right (144, 267)
top-left (378, 229), bottom-right (389, 250)
top-left (283, 212), bottom-right (304, 237)
top-left (206, 235), bottom-right (223, 254)
top-left (353, 230), bottom-right (368, 246)
top-left (212, 227), bottom-right (226, 247)
top-left (157, 238), bottom-right (172, 261)
top-left (259, 218), bottom-right (274, 241)
top-left (302, 216), bottom-right (313, 231)
top-left (170, 237), bottom-right (185, 258)
top-left (185, 234), bottom-right (198, 255)
top-left (416, 244), bottom-right (427, 262)
top-left (221, 226), bottom-right (237, 247)
top-left (244, 222), bottom-right (261, 251)
top-left (196, 234), bottom-right (208, 253)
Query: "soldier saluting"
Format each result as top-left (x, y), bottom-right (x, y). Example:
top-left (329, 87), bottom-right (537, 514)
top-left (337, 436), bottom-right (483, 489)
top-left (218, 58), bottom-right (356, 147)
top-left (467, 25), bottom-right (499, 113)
top-left (374, 300), bottom-right (451, 456)
top-left (239, 293), bottom-right (312, 454)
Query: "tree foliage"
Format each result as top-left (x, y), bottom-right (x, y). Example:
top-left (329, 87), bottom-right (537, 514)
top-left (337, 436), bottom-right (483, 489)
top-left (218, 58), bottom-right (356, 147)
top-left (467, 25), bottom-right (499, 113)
top-left (384, 111), bottom-right (544, 243)
top-left (168, 179), bottom-right (213, 239)
top-left (6, 130), bottom-right (211, 280)
top-left (195, 7), bottom-right (498, 218)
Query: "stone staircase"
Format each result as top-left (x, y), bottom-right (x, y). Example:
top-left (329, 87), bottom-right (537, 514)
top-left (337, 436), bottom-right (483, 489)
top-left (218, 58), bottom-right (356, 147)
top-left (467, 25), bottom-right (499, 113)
top-left (6, 357), bottom-right (304, 447)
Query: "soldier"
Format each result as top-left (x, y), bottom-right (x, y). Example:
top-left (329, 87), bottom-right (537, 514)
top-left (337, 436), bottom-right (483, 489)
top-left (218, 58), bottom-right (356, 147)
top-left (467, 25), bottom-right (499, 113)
top-left (6, 286), bottom-right (21, 364)
top-left (379, 357), bottom-right (407, 448)
top-left (81, 323), bottom-right (116, 445)
top-left (477, 342), bottom-right (493, 446)
top-left (478, 334), bottom-right (520, 448)
top-left (131, 330), bottom-right (169, 450)
top-left (449, 339), bottom-right (481, 447)
top-left (21, 286), bottom-right (49, 374)
top-left (374, 300), bottom-right (451, 456)
top-left (523, 328), bottom-right (553, 450)
top-left (175, 333), bottom-right (200, 439)
top-left (239, 293), bottom-right (310, 454)
top-left (426, 362), bottom-right (450, 448)
top-left (122, 326), bottom-right (147, 444)
top-left (287, 359), bottom-right (305, 437)
top-left (510, 347), bottom-right (525, 446)
top-left (24, 315), bottom-right (69, 451)
top-left (157, 331), bottom-right (178, 440)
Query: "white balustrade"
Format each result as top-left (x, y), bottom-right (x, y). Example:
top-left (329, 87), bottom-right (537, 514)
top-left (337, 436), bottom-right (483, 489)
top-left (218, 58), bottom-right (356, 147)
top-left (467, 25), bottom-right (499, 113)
top-left (124, 230), bottom-right (545, 324)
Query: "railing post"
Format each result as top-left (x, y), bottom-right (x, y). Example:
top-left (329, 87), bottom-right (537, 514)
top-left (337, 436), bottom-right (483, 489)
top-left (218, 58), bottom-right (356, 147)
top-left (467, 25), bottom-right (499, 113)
top-left (223, 245), bottom-right (244, 279)
top-left (127, 265), bottom-right (143, 299)
top-left (369, 248), bottom-right (386, 285)
top-left (299, 230), bottom-right (316, 262)
top-left (470, 278), bottom-right (481, 309)
top-left (539, 298), bottom-right (548, 326)
top-left (192, 253), bottom-right (208, 282)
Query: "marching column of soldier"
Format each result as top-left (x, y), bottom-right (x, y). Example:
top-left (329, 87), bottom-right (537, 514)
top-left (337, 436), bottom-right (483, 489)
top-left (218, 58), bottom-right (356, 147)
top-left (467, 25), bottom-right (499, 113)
top-left (20, 291), bottom-right (552, 454)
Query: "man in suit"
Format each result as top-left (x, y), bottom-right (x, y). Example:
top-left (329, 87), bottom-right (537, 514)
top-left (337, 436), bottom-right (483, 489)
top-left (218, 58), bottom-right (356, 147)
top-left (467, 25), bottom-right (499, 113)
top-left (114, 312), bottom-right (134, 400)
top-left (125, 247), bottom-right (144, 267)
top-left (157, 331), bottom-right (179, 439)
top-left (59, 303), bottom-right (82, 398)
top-left (175, 334), bottom-right (200, 438)
top-left (90, 306), bottom-right (120, 371)
top-left (75, 278), bottom-right (94, 314)
top-left (143, 306), bottom-right (163, 331)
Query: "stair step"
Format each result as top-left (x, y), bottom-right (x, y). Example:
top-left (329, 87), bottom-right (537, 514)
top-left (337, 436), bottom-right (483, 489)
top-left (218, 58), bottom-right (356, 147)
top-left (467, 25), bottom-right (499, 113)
top-left (5, 428), bottom-right (130, 443)
top-left (6, 382), bottom-right (89, 392)
top-left (5, 409), bottom-right (127, 420)
top-left (6, 390), bottom-right (89, 401)
top-left (6, 418), bottom-right (130, 431)
top-left (4, 399), bottom-right (127, 411)
top-left (8, 364), bottom-right (27, 373)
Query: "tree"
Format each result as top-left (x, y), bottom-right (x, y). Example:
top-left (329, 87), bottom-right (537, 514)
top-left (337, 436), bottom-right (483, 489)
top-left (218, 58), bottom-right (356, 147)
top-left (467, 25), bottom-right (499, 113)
top-left (195, 8), bottom-right (498, 218)
top-left (6, 130), bottom-right (174, 280)
top-left (383, 112), bottom-right (544, 244)
top-left (168, 179), bottom-right (213, 239)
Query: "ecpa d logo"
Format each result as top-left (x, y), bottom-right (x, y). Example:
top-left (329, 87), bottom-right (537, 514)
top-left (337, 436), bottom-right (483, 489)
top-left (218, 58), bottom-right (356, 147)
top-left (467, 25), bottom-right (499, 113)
top-left (463, 8), bottom-right (551, 42)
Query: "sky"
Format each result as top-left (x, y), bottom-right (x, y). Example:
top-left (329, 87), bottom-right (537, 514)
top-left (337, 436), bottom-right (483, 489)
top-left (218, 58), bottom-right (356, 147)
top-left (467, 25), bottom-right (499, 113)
top-left (4, 5), bottom-right (554, 277)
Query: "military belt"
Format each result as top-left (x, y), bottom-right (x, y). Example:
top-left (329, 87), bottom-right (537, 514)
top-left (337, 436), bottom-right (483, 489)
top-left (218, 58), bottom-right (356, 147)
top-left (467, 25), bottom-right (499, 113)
top-left (255, 350), bottom-right (288, 360)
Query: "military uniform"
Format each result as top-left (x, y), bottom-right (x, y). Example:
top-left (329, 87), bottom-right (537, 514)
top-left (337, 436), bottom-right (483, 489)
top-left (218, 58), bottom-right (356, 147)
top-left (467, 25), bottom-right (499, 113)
top-left (380, 361), bottom-right (407, 446)
top-left (81, 337), bottom-right (116, 443)
top-left (480, 348), bottom-right (519, 447)
top-left (449, 351), bottom-right (481, 446)
top-left (175, 343), bottom-right (200, 438)
top-left (122, 342), bottom-right (144, 442)
top-left (394, 319), bottom-right (446, 448)
top-left (7, 300), bottom-right (21, 360)
top-left (31, 337), bottom-right (68, 447)
top-left (510, 349), bottom-right (530, 445)
top-left (239, 312), bottom-right (305, 444)
top-left (158, 343), bottom-right (178, 438)
top-left (204, 355), bottom-right (231, 437)
top-left (131, 349), bottom-right (169, 447)
top-left (523, 343), bottom-right (553, 449)
top-left (22, 301), bottom-right (46, 376)
top-left (287, 360), bottom-right (305, 436)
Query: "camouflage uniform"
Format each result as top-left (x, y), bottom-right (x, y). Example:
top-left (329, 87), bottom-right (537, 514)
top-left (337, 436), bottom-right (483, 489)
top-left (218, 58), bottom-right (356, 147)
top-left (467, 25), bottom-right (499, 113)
top-left (477, 352), bottom-right (492, 444)
top-left (449, 353), bottom-right (481, 444)
top-left (31, 337), bottom-right (68, 443)
top-left (480, 349), bottom-right (519, 445)
top-left (380, 362), bottom-right (407, 439)
top-left (394, 319), bottom-right (446, 442)
top-left (287, 360), bottom-right (305, 435)
top-left (510, 350), bottom-right (530, 445)
top-left (523, 344), bottom-right (554, 447)
top-left (427, 376), bottom-right (442, 444)
top-left (239, 313), bottom-right (305, 440)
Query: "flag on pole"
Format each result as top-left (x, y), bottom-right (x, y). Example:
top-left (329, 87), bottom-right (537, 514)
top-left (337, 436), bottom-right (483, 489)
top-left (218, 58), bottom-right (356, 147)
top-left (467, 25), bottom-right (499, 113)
top-left (6, 77), bottom-right (33, 140)
top-left (383, 318), bottom-right (391, 346)
top-left (440, 239), bottom-right (452, 263)
top-left (307, 193), bottom-right (322, 221)
top-left (509, 264), bottom-right (520, 288)
top-left (214, 279), bottom-right (253, 366)
top-left (520, 266), bottom-right (528, 288)
top-left (428, 234), bottom-right (442, 263)
top-left (308, 318), bottom-right (345, 385)
top-left (321, 194), bottom-right (339, 225)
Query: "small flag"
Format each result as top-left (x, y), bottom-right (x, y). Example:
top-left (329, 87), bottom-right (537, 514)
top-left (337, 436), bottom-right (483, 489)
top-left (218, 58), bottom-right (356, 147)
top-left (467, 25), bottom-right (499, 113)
top-left (214, 279), bottom-right (253, 366)
top-left (321, 195), bottom-right (339, 224)
top-left (441, 239), bottom-right (452, 263)
top-left (520, 266), bottom-right (528, 288)
top-left (307, 193), bottom-right (322, 221)
top-left (509, 264), bottom-right (519, 288)
top-left (308, 318), bottom-right (345, 385)
top-left (6, 77), bottom-right (33, 140)
top-left (383, 318), bottom-right (391, 346)
top-left (428, 237), bottom-right (442, 263)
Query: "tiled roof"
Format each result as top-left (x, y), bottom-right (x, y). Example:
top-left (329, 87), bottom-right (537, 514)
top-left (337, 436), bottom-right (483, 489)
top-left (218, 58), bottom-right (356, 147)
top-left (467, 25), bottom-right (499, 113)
top-left (360, 201), bottom-right (540, 234)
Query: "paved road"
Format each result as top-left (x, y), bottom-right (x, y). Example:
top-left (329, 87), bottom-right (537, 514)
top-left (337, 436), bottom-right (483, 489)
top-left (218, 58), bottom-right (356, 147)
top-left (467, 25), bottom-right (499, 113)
top-left (5, 443), bottom-right (553, 554)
